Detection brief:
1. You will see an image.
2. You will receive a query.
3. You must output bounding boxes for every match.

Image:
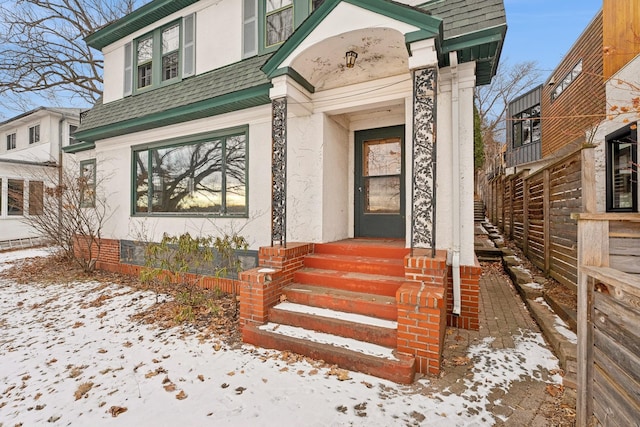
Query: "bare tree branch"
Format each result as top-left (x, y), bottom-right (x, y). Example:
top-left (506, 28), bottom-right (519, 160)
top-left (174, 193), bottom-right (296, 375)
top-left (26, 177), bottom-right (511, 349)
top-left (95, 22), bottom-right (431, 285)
top-left (0, 0), bottom-right (144, 115)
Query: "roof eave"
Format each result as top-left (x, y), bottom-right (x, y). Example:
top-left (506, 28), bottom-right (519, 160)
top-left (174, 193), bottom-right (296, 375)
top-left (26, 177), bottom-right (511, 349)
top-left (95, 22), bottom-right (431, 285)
top-left (85, 0), bottom-right (199, 50)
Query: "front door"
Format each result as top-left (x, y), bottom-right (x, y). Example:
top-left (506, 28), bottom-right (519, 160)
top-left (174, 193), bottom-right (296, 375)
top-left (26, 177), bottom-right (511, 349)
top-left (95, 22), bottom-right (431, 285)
top-left (354, 125), bottom-right (405, 238)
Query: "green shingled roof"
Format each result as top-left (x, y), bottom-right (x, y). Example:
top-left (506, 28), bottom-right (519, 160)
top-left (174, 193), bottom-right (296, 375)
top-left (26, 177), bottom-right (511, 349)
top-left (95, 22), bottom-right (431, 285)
top-left (74, 54), bottom-right (272, 142)
top-left (75, 0), bottom-right (505, 145)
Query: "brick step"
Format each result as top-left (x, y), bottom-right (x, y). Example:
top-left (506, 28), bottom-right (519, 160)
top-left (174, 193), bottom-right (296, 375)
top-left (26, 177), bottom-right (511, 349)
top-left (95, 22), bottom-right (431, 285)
top-left (269, 302), bottom-right (397, 348)
top-left (303, 253), bottom-right (405, 277)
top-left (283, 283), bottom-right (397, 321)
top-left (314, 240), bottom-right (409, 259)
top-left (294, 268), bottom-right (405, 297)
top-left (243, 323), bottom-right (415, 384)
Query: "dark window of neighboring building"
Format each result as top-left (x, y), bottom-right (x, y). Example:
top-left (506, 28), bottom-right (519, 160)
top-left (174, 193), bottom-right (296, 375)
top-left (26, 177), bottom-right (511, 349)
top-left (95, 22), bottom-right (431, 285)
top-left (512, 104), bottom-right (541, 148)
top-left (133, 129), bottom-right (248, 216)
top-left (69, 125), bottom-right (78, 145)
top-left (551, 60), bottom-right (582, 101)
top-left (606, 125), bottom-right (637, 212)
top-left (312, 0), bottom-right (325, 9)
top-left (29, 125), bottom-right (40, 144)
top-left (8, 179), bottom-right (24, 216)
top-left (6, 133), bottom-right (16, 150)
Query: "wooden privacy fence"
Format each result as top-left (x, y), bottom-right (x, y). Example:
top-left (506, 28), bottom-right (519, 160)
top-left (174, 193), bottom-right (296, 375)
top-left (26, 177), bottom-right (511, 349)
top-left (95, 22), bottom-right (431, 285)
top-left (574, 213), bottom-right (640, 426)
top-left (486, 147), bottom-right (588, 289)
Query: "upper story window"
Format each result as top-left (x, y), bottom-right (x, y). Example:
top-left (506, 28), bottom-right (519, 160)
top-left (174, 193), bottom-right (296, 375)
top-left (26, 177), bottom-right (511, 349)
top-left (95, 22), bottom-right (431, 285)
top-left (69, 125), bottom-right (78, 145)
top-left (266, 0), bottom-right (293, 47)
top-left (243, 1), bottom-right (319, 58)
top-left (29, 125), bottom-right (40, 144)
top-left (6, 133), bottom-right (16, 150)
top-left (551, 60), bottom-right (582, 101)
top-left (512, 104), bottom-right (541, 148)
top-left (124, 14), bottom-right (195, 96)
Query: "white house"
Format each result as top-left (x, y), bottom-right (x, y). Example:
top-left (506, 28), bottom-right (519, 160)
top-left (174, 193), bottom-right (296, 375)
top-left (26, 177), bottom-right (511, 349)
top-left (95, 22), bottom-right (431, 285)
top-left (70, 0), bottom-right (506, 382)
top-left (0, 107), bottom-right (80, 246)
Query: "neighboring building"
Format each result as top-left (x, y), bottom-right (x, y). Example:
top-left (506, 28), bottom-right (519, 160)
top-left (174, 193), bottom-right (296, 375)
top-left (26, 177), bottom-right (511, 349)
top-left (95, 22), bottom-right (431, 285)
top-left (505, 85), bottom-right (541, 171)
top-left (0, 107), bottom-right (81, 245)
top-left (505, 0), bottom-right (639, 212)
top-left (69, 0), bottom-right (506, 381)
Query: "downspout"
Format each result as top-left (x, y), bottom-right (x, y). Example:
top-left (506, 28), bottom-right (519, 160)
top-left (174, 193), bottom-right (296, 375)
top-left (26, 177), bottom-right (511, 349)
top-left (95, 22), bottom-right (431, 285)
top-left (449, 51), bottom-right (461, 316)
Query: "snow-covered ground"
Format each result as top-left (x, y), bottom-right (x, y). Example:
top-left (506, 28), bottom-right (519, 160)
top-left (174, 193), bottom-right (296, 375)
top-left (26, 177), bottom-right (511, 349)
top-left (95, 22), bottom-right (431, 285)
top-left (0, 248), bottom-right (562, 426)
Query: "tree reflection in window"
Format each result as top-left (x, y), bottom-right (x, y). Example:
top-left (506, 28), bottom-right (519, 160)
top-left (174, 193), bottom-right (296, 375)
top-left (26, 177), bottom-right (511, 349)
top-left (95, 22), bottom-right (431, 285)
top-left (134, 133), bottom-right (246, 215)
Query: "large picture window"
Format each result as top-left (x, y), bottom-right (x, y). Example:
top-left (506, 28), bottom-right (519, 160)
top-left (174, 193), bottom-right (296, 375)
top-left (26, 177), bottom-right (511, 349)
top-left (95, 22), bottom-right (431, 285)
top-left (133, 129), bottom-right (247, 216)
top-left (606, 125), bottom-right (637, 212)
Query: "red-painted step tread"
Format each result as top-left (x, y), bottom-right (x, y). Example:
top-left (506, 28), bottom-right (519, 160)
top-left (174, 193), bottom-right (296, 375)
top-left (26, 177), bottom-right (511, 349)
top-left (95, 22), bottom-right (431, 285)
top-left (283, 283), bottom-right (397, 320)
top-left (294, 268), bottom-right (405, 297)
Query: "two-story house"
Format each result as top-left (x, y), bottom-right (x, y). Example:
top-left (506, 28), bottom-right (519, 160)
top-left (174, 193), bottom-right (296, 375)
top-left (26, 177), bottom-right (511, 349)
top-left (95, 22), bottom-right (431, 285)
top-left (0, 107), bottom-right (80, 246)
top-left (69, 0), bottom-right (506, 382)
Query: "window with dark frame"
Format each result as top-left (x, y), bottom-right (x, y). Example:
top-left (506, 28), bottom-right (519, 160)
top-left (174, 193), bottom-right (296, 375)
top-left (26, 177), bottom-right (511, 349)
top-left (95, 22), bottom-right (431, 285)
top-left (606, 125), bottom-right (638, 212)
top-left (8, 179), bottom-right (24, 216)
top-left (551, 60), bottom-right (582, 101)
top-left (512, 104), bottom-right (541, 148)
top-left (29, 125), bottom-right (40, 144)
top-left (6, 133), bottom-right (16, 150)
top-left (133, 130), bottom-right (247, 216)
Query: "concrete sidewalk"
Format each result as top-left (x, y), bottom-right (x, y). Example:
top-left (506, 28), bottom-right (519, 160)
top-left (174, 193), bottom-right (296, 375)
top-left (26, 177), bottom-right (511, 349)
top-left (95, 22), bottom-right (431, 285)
top-left (427, 251), bottom-right (577, 425)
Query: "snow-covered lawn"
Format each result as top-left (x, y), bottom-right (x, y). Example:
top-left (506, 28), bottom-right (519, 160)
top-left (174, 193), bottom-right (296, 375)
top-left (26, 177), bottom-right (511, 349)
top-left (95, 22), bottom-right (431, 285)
top-left (0, 248), bottom-right (562, 426)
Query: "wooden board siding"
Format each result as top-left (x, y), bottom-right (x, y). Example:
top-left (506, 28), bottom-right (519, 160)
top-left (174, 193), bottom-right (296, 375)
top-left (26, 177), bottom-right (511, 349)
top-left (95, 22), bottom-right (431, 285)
top-left (548, 152), bottom-right (582, 288)
top-left (603, 0), bottom-right (640, 79)
top-left (526, 172), bottom-right (546, 270)
top-left (541, 12), bottom-right (605, 158)
top-left (609, 220), bottom-right (640, 274)
top-left (512, 175), bottom-right (524, 248)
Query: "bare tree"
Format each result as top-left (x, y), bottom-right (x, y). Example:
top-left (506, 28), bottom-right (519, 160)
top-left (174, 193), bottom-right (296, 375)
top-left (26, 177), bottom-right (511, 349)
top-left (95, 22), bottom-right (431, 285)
top-left (17, 159), bottom-right (113, 273)
top-left (475, 60), bottom-right (542, 166)
top-left (0, 0), bottom-right (142, 115)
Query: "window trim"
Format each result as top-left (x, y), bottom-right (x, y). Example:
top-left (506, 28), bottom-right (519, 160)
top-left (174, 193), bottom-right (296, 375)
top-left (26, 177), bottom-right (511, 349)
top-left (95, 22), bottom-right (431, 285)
top-left (80, 159), bottom-right (97, 208)
top-left (131, 126), bottom-right (249, 218)
top-left (29, 124), bottom-right (41, 145)
top-left (133, 19), bottom-right (183, 94)
top-left (606, 124), bottom-right (638, 212)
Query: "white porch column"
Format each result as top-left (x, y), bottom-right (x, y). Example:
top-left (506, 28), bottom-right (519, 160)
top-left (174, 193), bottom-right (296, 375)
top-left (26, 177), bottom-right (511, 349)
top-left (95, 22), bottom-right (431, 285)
top-left (269, 76), bottom-right (313, 246)
top-left (408, 39), bottom-right (439, 252)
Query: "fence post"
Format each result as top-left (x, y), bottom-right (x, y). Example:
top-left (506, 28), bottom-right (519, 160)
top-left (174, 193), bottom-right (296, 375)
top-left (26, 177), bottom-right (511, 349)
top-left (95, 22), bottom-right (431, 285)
top-left (575, 215), bottom-right (609, 426)
top-left (523, 172), bottom-right (530, 256)
top-left (543, 169), bottom-right (551, 274)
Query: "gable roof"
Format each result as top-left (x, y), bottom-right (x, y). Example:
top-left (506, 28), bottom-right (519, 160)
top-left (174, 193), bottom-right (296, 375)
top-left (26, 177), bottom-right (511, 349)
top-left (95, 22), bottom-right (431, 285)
top-left (262, 0), bottom-right (443, 77)
top-left (73, 54), bottom-right (272, 143)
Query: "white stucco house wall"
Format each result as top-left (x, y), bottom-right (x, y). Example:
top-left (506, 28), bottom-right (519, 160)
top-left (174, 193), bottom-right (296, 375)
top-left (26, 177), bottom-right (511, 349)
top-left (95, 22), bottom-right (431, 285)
top-left (68, 0), bottom-right (507, 379)
top-left (69, 0), bottom-right (506, 264)
top-left (593, 53), bottom-right (640, 213)
top-left (0, 107), bottom-right (80, 244)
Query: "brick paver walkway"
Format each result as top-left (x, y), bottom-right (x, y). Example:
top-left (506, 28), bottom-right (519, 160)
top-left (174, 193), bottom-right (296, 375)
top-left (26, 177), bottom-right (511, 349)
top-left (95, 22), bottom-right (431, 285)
top-left (429, 265), bottom-right (575, 426)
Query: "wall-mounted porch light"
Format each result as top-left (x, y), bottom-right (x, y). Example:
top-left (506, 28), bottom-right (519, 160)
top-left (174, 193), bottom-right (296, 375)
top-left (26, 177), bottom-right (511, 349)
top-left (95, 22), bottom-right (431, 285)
top-left (345, 50), bottom-right (358, 68)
